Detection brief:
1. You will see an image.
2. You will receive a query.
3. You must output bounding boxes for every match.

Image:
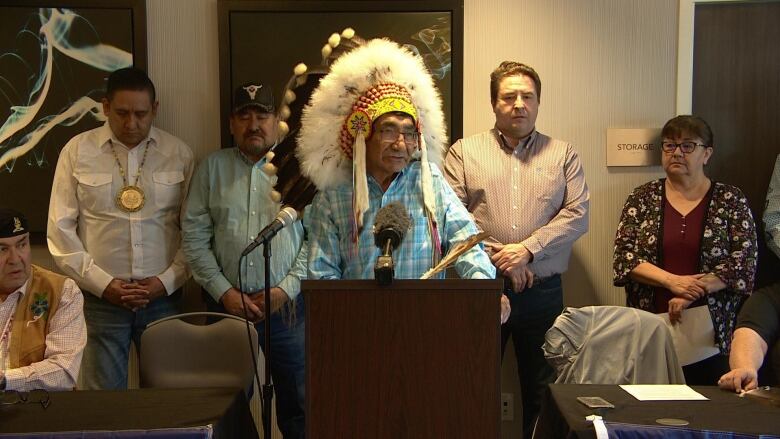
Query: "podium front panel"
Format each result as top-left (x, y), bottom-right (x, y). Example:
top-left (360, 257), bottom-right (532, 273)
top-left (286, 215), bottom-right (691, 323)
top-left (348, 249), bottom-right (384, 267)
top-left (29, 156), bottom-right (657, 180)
top-left (304, 279), bottom-right (502, 439)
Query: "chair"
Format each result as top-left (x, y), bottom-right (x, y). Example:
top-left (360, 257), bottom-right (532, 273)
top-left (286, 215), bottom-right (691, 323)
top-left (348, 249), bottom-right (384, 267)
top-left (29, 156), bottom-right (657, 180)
top-left (542, 306), bottom-right (685, 384)
top-left (139, 312), bottom-right (259, 390)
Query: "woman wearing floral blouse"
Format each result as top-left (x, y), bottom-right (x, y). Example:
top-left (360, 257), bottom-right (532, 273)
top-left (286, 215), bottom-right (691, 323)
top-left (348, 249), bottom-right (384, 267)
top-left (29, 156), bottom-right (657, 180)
top-left (613, 115), bottom-right (758, 385)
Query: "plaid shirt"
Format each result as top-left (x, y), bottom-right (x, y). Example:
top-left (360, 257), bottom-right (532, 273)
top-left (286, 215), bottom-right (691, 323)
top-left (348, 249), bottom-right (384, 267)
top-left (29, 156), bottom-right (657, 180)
top-left (307, 162), bottom-right (495, 280)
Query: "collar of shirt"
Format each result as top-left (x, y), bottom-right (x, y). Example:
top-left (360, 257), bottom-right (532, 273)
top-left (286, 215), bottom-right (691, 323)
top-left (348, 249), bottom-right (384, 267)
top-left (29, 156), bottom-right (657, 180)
top-left (235, 147), bottom-right (268, 167)
top-left (366, 161), bottom-right (413, 193)
top-left (97, 122), bottom-right (162, 155)
top-left (16, 278), bottom-right (28, 298)
top-left (494, 127), bottom-right (537, 153)
top-left (1, 277), bottom-right (29, 303)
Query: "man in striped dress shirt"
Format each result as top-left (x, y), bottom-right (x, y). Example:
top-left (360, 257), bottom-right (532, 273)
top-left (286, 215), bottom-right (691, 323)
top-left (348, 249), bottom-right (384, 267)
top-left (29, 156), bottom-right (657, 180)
top-left (444, 61), bottom-right (589, 438)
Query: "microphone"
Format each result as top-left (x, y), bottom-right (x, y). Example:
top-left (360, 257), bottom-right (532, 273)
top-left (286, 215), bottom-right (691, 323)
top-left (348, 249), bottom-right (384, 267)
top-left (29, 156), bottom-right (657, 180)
top-left (241, 206), bottom-right (298, 256)
top-left (373, 202), bottom-right (411, 285)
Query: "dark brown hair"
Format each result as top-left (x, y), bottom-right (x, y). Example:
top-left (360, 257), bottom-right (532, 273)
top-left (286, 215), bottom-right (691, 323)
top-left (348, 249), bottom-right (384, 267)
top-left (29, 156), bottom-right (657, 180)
top-left (661, 115), bottom-right (714, 147)
top-left (490, 61), bottom-right (541, 105)
top-left (106, 67), bottom-right (156, 103)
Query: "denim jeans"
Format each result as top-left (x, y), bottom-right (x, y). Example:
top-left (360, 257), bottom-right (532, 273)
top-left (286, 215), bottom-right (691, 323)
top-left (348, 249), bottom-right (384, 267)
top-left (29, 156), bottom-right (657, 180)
top-left (81, 290), bottom-right (181, 390)
top-left (204, 291), bottom-right (306, 439)
top-left (501, 274), bottom-right (564, 439)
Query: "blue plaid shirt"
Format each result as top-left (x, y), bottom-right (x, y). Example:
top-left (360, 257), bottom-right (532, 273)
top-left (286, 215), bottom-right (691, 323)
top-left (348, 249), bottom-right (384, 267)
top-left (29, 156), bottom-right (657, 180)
top-left (182, 148), bottom-right (307, 301)
top-left (307, 162), bottom-right (495, 280)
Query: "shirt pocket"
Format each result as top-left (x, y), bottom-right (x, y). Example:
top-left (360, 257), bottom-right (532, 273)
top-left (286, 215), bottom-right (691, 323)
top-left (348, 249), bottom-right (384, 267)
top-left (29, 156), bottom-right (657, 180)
top-left (533, 165), bottom-right (564, 203)
top-left (75, 172), bottom-right (113, 211)
top-left (152, 170), bottom-right (185, 209)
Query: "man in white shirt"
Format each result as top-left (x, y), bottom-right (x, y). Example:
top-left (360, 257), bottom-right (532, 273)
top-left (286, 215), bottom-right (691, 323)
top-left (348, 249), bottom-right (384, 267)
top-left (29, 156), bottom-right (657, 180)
top-left (47, 68), bottom-right (193, 389)
top-left (0, 209), bottom-right (86, 392)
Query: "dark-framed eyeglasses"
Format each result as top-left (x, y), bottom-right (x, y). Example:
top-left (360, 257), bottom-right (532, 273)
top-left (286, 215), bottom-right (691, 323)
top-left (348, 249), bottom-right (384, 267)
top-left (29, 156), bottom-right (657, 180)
top-left (661, 141), bottom-right (708, 154)
top-left (377, 127), bottom-right (419, 145)
top-left (0, 389), bottom-right (50, 409)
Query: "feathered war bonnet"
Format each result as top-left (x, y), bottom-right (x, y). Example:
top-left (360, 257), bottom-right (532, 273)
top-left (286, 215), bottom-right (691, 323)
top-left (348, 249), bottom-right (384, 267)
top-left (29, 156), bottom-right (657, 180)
top-left (297, 38), bottom-right (447, 259)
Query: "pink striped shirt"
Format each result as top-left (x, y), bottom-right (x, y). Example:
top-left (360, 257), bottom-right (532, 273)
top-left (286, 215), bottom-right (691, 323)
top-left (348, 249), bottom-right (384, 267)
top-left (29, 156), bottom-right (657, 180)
top-left (444, 128), bottom-right (589, 278)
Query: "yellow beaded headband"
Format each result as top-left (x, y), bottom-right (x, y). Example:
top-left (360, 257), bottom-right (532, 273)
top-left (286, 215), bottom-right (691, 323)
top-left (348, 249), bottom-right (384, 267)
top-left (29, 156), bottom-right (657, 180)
top-left (341, 83), bottom-right (418, 159)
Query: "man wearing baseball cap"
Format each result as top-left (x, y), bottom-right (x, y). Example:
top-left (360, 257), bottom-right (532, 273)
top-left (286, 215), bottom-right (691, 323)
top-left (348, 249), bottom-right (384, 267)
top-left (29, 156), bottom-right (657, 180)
top-left (183, 82), bottom-right (306, 438)
top-left (0, 208), bottom-right (86, 391)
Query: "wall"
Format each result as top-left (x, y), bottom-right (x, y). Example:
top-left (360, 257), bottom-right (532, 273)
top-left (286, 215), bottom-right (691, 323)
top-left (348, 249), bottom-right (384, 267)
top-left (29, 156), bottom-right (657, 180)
top-left (147, 0), bottom-right (221, 163)
top-left (464, 0), bottom-right (678, 436)
top-left (28, 0), bottom-right (680, 437)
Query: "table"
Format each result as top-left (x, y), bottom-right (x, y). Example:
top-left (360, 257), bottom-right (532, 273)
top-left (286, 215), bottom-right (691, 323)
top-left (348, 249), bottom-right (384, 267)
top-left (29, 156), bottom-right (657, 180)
top-left (0, 387), bottom-right (257, 438)
top-left (535, 384), bottom-right (780, 438)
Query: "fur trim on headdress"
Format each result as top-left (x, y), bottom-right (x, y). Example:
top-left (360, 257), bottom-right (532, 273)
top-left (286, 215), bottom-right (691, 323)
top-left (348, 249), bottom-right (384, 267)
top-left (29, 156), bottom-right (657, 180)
top-left (297, 38), bottom-right (447, 191)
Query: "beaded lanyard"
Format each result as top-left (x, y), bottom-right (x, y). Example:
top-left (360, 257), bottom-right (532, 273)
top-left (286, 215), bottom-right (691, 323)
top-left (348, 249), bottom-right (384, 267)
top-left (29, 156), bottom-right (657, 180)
top-left (110, 139), bottom-right (150, 212)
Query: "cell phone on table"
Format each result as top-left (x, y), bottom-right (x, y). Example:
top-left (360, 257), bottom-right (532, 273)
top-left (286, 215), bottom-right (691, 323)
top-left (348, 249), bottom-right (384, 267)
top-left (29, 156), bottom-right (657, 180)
top-left (577, 396), bottom-right (615, 409)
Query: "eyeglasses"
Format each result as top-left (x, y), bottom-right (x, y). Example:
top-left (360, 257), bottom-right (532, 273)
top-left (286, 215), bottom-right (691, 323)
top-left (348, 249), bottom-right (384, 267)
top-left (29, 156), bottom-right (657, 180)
top-left (661, 141), bottom-right (708, 154)
top-left (377, 127), bottom-right (419, 145)
top-left (0, 389), bottom-right (50, 409)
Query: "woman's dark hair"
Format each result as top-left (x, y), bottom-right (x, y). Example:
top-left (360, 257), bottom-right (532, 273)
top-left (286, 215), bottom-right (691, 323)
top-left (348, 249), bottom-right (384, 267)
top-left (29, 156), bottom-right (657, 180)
top-left (661, 115), bottom-right (714, 147)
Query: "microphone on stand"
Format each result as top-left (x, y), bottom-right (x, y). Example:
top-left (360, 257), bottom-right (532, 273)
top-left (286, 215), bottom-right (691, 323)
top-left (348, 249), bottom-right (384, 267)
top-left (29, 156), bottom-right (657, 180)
top-left (241, 206), bottom-right (298, 256)
top-left (373, 202), bottom-right (411, 285)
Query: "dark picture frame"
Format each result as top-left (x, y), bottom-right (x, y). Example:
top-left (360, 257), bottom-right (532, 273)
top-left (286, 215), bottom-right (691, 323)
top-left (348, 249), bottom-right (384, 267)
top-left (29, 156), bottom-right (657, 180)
top-left (0, 0), bottom-right (147, 242)
top-left (217, 0), bottom-right (464, 148)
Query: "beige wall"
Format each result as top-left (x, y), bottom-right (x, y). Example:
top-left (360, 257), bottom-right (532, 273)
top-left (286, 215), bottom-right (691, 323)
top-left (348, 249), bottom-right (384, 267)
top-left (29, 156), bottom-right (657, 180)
top-left (147, 0), bottom-right (221, 163)
top-left (27, 0), bottom-right (679, 437)
top-left (461, 1), bottom-right (676, 436)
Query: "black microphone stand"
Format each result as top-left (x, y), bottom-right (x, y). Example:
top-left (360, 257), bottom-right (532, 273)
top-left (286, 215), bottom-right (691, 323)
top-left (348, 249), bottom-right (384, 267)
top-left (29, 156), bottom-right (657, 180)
top-left (262, 238), bottom-right (273, 439)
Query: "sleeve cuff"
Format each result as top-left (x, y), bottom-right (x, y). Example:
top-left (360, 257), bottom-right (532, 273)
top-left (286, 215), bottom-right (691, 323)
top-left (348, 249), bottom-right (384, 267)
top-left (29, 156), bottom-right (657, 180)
top-left (277, 275), bottom-right (300, 301)
top-left (470, 271), bottom-right (493, 280)
top-left (156, 267), bottom-right (177, 296)
top-left (83, 267), bottom-right (114, 298)
top-left (206, 275), bottom-right (234, 303)
top-left (4, 369), bottom-right (24, 391)
top-left (520, 236), bottom-right (544, 260)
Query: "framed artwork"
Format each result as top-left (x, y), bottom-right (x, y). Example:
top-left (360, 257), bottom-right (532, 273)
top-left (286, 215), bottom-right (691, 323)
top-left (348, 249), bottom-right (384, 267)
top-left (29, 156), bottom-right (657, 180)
top-left (0, 0), bottom-right (146, 241)
top-left (218, 0), bottom-right (463, 148)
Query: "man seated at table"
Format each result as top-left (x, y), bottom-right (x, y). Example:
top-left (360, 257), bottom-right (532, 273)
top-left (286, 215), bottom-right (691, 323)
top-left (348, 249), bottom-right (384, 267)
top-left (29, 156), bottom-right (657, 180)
top-left (717, 283), bottom-right (779, 392)
top-left (0, 209), bottom-right (86, 391)
top-left (719, 156), bottom-right (780, 393)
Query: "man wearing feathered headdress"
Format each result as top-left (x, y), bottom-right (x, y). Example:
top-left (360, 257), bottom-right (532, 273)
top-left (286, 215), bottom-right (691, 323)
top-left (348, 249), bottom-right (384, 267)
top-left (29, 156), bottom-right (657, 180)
top-left (298, 39), bottom-right (502, 300)
top-left (182, 83), bottom-right (306, 439)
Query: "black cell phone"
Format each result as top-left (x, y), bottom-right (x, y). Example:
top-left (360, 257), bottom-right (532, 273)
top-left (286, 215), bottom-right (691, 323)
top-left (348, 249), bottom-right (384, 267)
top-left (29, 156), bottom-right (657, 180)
top-left (577, 396), bottom-right (615, 409)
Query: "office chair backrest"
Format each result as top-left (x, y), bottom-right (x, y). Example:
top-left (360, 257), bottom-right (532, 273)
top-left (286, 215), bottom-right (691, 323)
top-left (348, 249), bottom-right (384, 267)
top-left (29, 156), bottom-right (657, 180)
top-left (543, 306), bottom-right (685, 384)
top-left (139, 312), bottom-right (259, 389)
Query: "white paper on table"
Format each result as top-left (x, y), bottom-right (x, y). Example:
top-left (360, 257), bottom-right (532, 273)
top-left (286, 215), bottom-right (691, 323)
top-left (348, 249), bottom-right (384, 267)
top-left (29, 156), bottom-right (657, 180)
top-left (619, 384), bottom-right (709, 401)
top-left (657, 305), bottom-right (720, 366)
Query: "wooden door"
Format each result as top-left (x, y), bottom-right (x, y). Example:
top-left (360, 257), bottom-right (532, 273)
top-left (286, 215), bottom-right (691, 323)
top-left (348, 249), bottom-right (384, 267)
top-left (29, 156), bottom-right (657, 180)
top-left (693, 1), bottom-right (780, 288)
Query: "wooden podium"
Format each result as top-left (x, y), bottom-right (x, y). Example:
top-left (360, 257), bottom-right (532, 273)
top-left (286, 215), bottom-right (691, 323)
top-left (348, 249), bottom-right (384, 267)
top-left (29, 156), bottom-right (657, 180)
top-left (303, 279), bottom-right (503, 438)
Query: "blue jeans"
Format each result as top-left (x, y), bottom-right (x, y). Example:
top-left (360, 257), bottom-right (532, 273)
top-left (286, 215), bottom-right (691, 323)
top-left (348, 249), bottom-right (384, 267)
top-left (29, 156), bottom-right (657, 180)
top-left (81, 290), bottom-right (182, 390)
top-left (501, 274), bottom-right (563, 439)
top-left (204, 292), bottom-right (306, 439)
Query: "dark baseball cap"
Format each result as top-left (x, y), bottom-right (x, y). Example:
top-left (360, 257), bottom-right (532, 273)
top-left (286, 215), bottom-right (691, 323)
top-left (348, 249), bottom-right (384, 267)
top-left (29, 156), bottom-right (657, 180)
top-left (233, 82), bottom-right (275, 113)
top-left (0, 208), bottom-right (28, 238)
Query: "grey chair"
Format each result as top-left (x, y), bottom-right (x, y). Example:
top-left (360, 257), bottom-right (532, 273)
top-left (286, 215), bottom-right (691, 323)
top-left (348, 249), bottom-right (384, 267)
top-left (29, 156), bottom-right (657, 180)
top-left (139, 312), bottom-right (259, 390)
top-left (542, 306), bottom-right (685, 385)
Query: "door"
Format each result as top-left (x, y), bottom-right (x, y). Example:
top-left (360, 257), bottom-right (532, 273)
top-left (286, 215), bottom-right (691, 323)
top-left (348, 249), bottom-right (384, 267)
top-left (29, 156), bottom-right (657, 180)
top-left (693, 1), bottom-right (780, 288)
